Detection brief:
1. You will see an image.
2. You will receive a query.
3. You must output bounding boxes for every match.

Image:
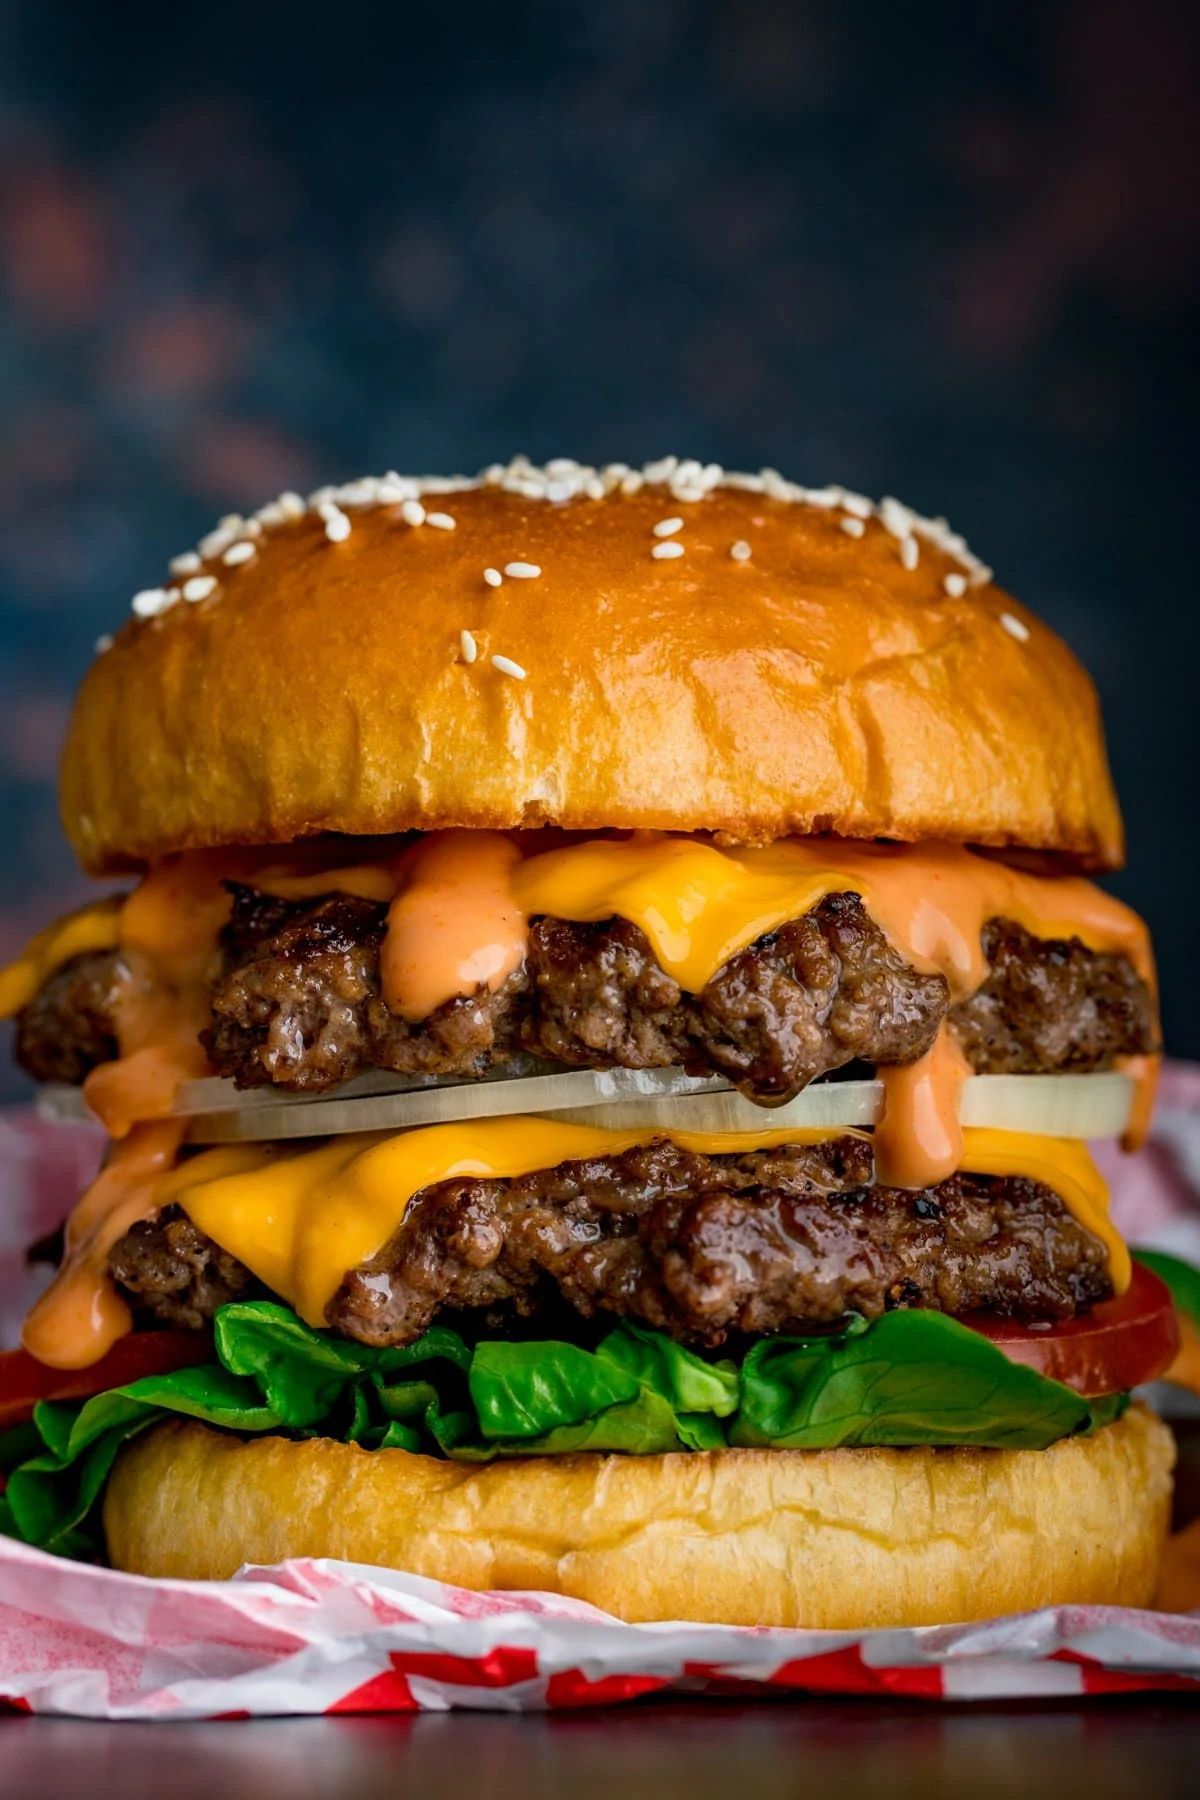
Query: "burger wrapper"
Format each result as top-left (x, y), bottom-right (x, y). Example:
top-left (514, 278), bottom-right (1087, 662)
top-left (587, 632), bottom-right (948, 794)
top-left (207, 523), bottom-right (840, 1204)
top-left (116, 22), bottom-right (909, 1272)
top-left (2, 1069), bottom-right (1200, 1716)
top-left (0, 1537), bottom-right (1198, 1715)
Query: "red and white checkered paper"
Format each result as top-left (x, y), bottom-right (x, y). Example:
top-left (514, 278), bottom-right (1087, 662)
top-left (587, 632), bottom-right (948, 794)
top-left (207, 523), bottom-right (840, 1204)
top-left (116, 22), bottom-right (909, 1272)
top-left (2, 1064), bottom-right (1200, 1716)
top-left (0, 1536), bottom-right (1199, 1716)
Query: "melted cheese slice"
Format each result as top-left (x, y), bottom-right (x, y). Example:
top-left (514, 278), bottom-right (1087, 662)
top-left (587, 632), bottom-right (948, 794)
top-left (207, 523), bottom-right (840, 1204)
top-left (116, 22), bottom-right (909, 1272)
top-left (171, 1114), bottom-right (1125, 1331)
top-left (0, 897), bottom-right (123, 1019)
top-left (510, 834), bottom-right (1154, 1000)
top-left (956, 1128), bottom-right (1129, 1293)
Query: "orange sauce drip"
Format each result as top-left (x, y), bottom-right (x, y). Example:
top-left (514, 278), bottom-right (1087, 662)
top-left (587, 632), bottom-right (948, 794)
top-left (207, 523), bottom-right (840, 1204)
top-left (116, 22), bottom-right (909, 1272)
top-left (875, 1028), bottom-right (972, 1188)
top-left (380, 830), bottom-right (527, 1022)
top-left (21, 1119), bottom-right (187, 1370)
top-left (82, 851), bottom-right (253, 1138)
top-left (840, 843), bottom-right (1155, 999)
top-left (1115, 1052), bottom-right (1161, 1153)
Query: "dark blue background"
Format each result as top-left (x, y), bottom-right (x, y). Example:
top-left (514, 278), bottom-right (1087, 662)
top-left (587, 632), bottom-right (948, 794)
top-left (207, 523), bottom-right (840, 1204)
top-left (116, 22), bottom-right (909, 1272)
top-left (1, 0), bottom-right (1197, 1100)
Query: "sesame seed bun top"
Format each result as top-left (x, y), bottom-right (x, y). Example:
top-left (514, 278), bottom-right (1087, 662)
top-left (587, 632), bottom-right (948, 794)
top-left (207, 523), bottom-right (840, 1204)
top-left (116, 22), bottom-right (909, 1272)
top-left (60, 457), bottom-right (1126, 873)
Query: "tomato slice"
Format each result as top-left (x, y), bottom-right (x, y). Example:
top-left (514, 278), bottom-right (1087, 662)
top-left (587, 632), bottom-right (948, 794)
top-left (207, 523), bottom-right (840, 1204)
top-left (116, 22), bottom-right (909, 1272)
top-left (0, 1331), bottom-right (213, 1430)
top-left (960, 1261), bottom-right (1179, 1397)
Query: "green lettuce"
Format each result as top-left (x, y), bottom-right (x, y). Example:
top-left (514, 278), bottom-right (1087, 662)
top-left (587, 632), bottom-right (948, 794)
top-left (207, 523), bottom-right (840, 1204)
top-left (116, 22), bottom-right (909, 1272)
top-left (733, 1311), bottom-right (1125, 1450)
top-left (1135, 1249), bottom-right (1200, 1331)
top-left (0, 1299), bottom-right (1127, 1563)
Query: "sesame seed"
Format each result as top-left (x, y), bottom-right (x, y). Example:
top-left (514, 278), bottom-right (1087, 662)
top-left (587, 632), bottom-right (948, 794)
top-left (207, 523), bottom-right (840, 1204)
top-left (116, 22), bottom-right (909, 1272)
top-left (426, 511), bottom-right (457, 531)
top-left (504, 562), bottom-right (541, 579)
top-left (880, 496), bottom-right (915, 540)
top-left (943, 572), bottom-right (967, 598)
top-left (199, 523), bottom-right (240, 561)
top-left (156, 462), bottom-right (996, 614)
top-left (840, 516), bottom-right (865, 538)
top-left (1000, 612), bottom-right (1030, 642)
top-left (94, 633), bottom-right (114, 654)
top-left (730, 540), bottom-right (752, 561)
top-left (460, 630), bottom-right (478, 664)
top-left (223, 541), bottom-right (256, 566)
top-left (651, 541), bottom-right (685, 560)
top-left (131, 588), bottom-right (173, 618)
top-left (492, 654), bottom-right (527, 680)
top-left (183, 575), bottom-right (217, 602)
top-left (323, 508), bottom-right (351, 543)
top-left (338, 477), bottom-right (380, 508)
top-left (484, 568), bottom-right (503, 588)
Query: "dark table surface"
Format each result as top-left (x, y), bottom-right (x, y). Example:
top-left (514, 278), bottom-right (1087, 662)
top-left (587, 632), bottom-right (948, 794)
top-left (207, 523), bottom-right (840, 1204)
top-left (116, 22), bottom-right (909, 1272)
top-left (3, 1699), bottom-right (1200, 1800)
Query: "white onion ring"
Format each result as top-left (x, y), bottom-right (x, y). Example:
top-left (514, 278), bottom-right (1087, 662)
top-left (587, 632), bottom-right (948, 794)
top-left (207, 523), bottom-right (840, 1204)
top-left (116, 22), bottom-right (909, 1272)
top-left (36, 1067), bottom-right (1134, 1145)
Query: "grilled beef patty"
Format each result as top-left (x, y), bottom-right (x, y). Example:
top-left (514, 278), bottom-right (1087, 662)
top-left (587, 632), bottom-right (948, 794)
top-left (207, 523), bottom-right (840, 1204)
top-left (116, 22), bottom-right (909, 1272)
top-left (13, 949), bottom-right (124, 1086)
top-left (14, 880), bottom-right (1157, 1099)
top-left (109, 1136), bottom-right (1112, 1349)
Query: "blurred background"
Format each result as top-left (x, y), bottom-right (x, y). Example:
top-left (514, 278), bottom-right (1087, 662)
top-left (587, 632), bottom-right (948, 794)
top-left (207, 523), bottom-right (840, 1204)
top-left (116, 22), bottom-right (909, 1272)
top-left (1, 0), bottom-right (1197, 1103)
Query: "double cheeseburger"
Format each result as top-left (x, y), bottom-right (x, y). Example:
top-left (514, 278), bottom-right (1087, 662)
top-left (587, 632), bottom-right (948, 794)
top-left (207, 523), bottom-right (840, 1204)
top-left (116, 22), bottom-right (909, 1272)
top-left (0, 455), bottom-right (1189, 1627)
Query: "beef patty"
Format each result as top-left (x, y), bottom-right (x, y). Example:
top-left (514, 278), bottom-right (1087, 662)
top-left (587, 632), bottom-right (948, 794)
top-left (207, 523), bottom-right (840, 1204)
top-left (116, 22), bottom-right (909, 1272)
top-left (109, 1136), bottom-right (1112, 1349)
top-left (13, 949), bottom-right (123, 1086)
top-left (13, 880), bottom-right (1157, 1101)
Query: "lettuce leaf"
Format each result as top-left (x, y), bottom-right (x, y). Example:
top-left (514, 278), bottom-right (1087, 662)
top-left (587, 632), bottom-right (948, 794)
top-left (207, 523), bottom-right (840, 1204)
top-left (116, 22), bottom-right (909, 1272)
top-left (1134, 1249), bottom-right (1200, 1331)
top-left (0, 1299), bottom-right (1130, 1562)
top-left (732, 1311), bottom-right (1125, 1450)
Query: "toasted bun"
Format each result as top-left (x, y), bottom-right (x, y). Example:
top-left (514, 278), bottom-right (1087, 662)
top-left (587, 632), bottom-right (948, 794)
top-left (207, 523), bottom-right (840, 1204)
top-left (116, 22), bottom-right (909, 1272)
top-left (63, 465), bottom-right (1124, 873)
top-left (104, 1406), bottom-right (1172, 1627)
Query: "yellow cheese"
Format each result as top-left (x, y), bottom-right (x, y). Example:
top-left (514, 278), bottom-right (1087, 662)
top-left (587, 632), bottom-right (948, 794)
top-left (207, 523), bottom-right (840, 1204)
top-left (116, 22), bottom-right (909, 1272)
top-left (252, 865), bottom-right (399, 904)
top-left (0, 897), bottom-right (123, 1020)
top-left (959, 1127), bottom-right (1128, 1293)
top-left (173, 1113), bottom-right (1123, 1329)
top-left (510, 833), bottom-right (1153, 999)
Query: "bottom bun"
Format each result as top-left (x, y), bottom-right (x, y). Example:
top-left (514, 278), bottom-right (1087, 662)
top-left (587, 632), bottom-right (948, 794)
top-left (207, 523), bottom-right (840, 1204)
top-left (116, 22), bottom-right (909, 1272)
top-left (104, 1406), bottom-right (1174, 1628)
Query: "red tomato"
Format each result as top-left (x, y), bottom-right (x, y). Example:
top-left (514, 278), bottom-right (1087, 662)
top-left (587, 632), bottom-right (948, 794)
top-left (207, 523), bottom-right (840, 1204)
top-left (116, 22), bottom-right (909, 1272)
top-left (961, 1262), bottom-right (1179, 1396)
top-left (0, 1331), bottom-right (213, 1429)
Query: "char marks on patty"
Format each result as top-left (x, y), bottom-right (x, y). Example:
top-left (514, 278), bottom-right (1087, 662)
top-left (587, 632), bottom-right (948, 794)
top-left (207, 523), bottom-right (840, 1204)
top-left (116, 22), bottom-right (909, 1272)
top-left (522, 895), bottom-right (949, 1101)
top-left (201, 886), bottom-right (527, 1092)
top-left (949, 918), bottom-right (1157, 1073)
top-left (109, 1137), bottom-right (1113, 1349)
top-left (14, 949), bottom-right (123, 1085)
top-left (109, 1206), bottom-right (262, 1329)
top-left (13, 880), bottom-right (1157, 1099)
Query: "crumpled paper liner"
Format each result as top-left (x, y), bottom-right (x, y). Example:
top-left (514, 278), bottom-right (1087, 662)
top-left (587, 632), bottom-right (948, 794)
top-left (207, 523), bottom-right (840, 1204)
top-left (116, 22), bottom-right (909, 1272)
top-left (1, 1536), bottom-right (1199, 1716)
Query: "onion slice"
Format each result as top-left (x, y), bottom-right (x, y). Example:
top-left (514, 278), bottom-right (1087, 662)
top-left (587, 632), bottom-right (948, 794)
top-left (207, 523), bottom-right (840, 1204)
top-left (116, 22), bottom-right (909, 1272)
top-left (37, 1067), bottom-right (1134, 1145)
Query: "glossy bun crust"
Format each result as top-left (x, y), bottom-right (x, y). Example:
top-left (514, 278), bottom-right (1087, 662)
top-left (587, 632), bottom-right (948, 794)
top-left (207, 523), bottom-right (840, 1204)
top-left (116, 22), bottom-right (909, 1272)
top-left (105, 1407), bottom-right (1172, 1626)
top-left (63, 483), bottom-right (1125, 873)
